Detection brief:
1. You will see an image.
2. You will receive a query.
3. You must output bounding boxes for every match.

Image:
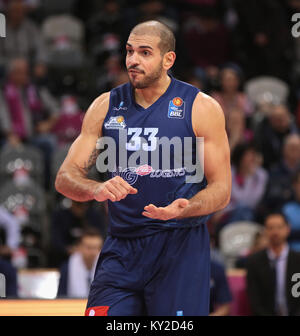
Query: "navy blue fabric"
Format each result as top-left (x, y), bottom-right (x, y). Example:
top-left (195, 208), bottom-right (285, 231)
top-left (209, 260), bottom-right (232, 313)
top-left (0, 258), bottom-right (18, 297)
top-left (86, 225), bottom-right (210, 316)
top-left (102, 76), bottom-right (210, 237)
top-left (56, 261), bottom-right (68, 297)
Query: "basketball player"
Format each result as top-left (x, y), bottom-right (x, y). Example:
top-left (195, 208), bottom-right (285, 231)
top-left (55, 20), bottom-right (231, 316)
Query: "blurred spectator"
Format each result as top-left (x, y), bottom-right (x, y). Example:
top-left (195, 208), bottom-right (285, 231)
top-left (32, 62), bottom-right (50, 90)
top-left (41, 13), bottom-right (85, 69)
top-left (226, 108), bottom-right (253, 152)
top-left (182, 67), bottom-right (209, 92)
top-left (137, 0), bottom-right (178, 33)
top-left (0, 257), bottom-right (18, 297)
top-left (234, 0), bottom-right (292, 81)
top-left (235, 230), bottom-right (268, 268)
top-left (209, 259), bottom-right (233, 316)
top-left (181, 9), bottom-right (230, 74)
top-left (86, 0), bottom-right (123, 59)
top-left (230, 144), bottom-right (268, 217)
top-left (254, 104), bottom-right (299, 170)
top-left (263, 134), bottom-right (300, 213)
top-left (213, 144), bottom-right (268, 236)
top-left (283, 169), bottom-right (300, 252)
top-left (0, 206), bottom-right (21, 258)
top-left (49, 199), bottom-right (107, 267)
top-left (0, 58), bottom-right (59, 188)
top-left (246, 212), bottom-right (300, 316)
top-left (52, 95), bottom-right (84, 147)
top-left (212, 65), bottom-right (254, 150)
top-left (57, 227), bottom-right (104, 298)
top-left (0, 0), bottom-right (47, 68)
top-left (94, 54), bottom-right (124, 93)
top-left (212, 64), bottom-right (253, 118)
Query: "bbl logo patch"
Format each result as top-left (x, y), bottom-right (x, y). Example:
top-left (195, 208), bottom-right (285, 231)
top-left (168, 97), bottom-right (185, 119)
top-left (104, 115), bottom-right (126, 129)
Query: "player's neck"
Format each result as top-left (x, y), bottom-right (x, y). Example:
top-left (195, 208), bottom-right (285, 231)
top-left (134, 74), bottom-right (171, 109)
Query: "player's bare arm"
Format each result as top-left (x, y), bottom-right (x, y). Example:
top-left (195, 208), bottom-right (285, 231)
top-left (143, 92), bottom-right (231, 220)
top-left (55, 92), bottom-right (137, 202)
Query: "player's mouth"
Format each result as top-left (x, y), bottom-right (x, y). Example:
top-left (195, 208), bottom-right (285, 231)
top-left (128, 68), bottom-right (144, 75)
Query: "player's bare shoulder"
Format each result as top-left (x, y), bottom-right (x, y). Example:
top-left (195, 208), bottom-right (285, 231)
top-left (192, 91), bottom-right (225, 137)
top-left (81, 92), bottom-right (111, 136)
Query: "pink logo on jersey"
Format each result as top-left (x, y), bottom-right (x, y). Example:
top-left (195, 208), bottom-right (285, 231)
top-left (135, 164), bottom-right (153, 176)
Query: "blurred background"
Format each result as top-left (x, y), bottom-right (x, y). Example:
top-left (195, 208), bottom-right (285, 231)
top-left (0, 0), bottom-right (300, 316)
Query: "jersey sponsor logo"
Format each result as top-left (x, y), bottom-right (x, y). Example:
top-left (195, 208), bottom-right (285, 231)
top-left (104, 115), bottom-right (126, 129)
top-left (85, 306), bottom-right (110, 316)
top-left (112, 167), bottom-right (138, 185)
top-left (168, 97), bottom-right (185, 119)
top-left (135, 164), bottom-right (153, 176)
top-left (113, 166), bottom-right (186, 185)
top-left (113, 101), bottom-right (127, 111)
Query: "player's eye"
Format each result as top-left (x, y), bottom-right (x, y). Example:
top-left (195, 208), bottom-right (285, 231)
top-left (127, 49), bottom-right (133, 55)
top-left (142, 50), bottom-right (150, 56)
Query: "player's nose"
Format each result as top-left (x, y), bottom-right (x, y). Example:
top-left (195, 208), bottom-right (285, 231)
top-left (128, 52), bottom-right (141, 66)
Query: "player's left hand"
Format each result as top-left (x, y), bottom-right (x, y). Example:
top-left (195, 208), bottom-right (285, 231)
top-left (142, 198), bottom-right (189, 221)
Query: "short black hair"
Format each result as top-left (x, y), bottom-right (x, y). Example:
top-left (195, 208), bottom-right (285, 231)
top-left (263, 211), bottom-right (289, 226)
top-left (231, 142), bottom-right (258, 170)
top-left (80, 227), bottom-right (103, 242)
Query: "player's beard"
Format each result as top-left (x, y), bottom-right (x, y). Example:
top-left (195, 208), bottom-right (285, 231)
top-left (128, 60), bottom-right (163, 89)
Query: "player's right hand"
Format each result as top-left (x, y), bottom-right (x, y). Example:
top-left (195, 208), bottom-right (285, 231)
top-left (93, 176), bottom-right (138, 202)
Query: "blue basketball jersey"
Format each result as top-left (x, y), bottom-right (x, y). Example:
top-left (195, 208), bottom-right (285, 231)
top-left (101, 75), bottom-right (210, 237)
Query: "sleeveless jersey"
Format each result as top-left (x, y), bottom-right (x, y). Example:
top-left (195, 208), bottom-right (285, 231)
top-left (101, 76), bottom-right (210, 237)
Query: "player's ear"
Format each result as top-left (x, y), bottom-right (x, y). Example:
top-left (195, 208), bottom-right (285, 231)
top-left (163, 51), bottom-right (176, 71)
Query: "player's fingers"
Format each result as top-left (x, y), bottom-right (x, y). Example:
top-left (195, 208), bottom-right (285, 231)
top-left (144, 204), bottom-right (164, 218)
top-left (113, 176), bottom-right (138, 195)
top-left (100, 188), bottom-right (117, 202)
top-left (144, 204), bottom-right (157, 211)
top-left (142, 211), bottom-right (158, 219)
top-left (110, 179), bottom-right (129, 197)
top-left (129, 187), bottom-right (138, 194)
top-left (106, 183), bottom-right (124, 201)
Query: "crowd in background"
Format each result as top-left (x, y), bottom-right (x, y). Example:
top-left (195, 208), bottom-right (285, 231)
top-left (0, 0), bottom-right (300, 315)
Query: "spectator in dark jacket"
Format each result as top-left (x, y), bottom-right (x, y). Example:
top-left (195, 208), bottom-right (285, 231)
top-left (57, 228), bottom-right (104, 298)
top-left (254, 104), bottom-right (299, 170)
top-left (263, 134), bottom-right (300, 213)
top-left (246, 212), bottom-right (300, 316)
